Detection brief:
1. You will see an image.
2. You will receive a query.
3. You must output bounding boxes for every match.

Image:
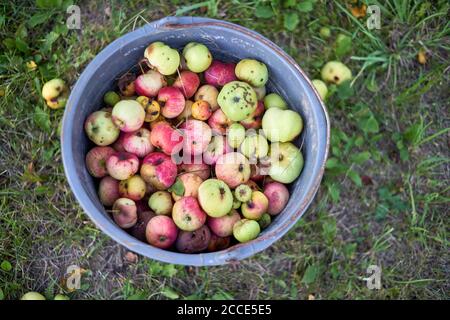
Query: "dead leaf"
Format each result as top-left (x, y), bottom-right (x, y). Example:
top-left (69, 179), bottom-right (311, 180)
top-left (349, 3), bottom-right (367, 18)
top-left (417, 49), bottom-right (427, 65)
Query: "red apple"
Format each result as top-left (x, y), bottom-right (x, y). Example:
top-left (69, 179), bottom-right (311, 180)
top-left (85, 146), bottom-right (115, 178)
top-left (157, 86), bottom-right (185, 118)
top-left (140, 152), bottom-right (177, 190)
top-left (180, 119), bottom-right (212, 156)
top-left (173, 71), bottom-right (200, 98)
top-left (204, 60), bottom-right (237, 87)
top-left (145, 215), bottom-right (178, 249)
top-left (134, 70), bottom-right (166, 97)
top-left (150, 121), bottom-right (183, 156)
top-left (106, 152), bottom-right (139, 180)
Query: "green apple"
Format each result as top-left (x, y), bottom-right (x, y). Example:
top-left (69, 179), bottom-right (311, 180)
top-left (262, 108), bottom-right (303, 142)
top-left (233, 219), bottom-right (260, 243)
top-left (240, 134), bottom-right (269, 159)
top-left (144, 41), bottom-right (180, 75)
top-left (258, 213), bottom-right (271, 229)
top-left (198, 179), bottom-right (233, 217)
top-left (321, 61), bottom-right (352, 85)
top-left (218, 81), bottom-right (258, 121)
top-left (234, 184), bottom-right (252, 202)
top-left (21, 292), bottom-right (46, 300)
top-left (104, 91), bottom-right (120, 106)
top-left (263, 93), bottom-right (287, 110)
top-left (54, 294), bottom-right (70, 300)
top-left (148, 191), bottom-right (173, 215)
top-left (312, 79), bottom-right (328, 100)
top-left (227, 123), bottom-right (246, 148)
top-left (235, 59), bottom-right (268, 87)
top-left (182, 42), bottom-right (212, 73)
top-left (268, 142), bottom-right (304, 183)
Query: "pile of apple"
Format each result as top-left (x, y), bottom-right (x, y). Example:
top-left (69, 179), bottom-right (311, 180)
top-left (84, 41), bottom-right (304, 253)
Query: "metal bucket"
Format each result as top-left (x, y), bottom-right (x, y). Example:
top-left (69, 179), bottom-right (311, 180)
top-left (61, 16), bottom-right (330, 266)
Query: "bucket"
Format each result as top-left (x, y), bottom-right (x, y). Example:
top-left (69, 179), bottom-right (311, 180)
top-left (61, 16), bottom-right (330, 266)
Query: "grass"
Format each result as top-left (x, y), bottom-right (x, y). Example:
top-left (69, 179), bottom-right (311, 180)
top-left (0, 0), bottom-right (449, 300)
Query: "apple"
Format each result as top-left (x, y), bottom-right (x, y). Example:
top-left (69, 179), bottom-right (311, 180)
top-left (137, 98), bottom-right (160, 122)
top-left (234, 184), bottom-right (252, 202)
top-left (118, 73), bottom-right (136, 97)
top-left (85, 146), bottom-right (115, 178)
top-left (321, 61), bottom-right (352, 85)
top-left (118, 175), bottom-right (147, 201)
top-left (227, 123), bottom-right (246, 148)
top-left (198, 179), bottom-right (233, 217)
top-left (104, 91), bottom-right (120, 106)
top-left (123, 128), bottom-right (154, 158)
top-left (112, 100), bottom-right (145, 132)
top-left (182, 42), bottom-right (212, 72)
top-left (204, 60), bottom-right (237, 87)
top-left (233, 219), bottom-right (260, 243)
top-left (84, 110), bottom-right (120, 146)
top-left (217, 81), bottom-right (258, 121)
top-left (112, 198), bottom-right (137, 229)
top-left (172, 196), bottom-right (207, 231)
top-left (235, 59), bottom-right (268, 87)
top-left (42, 78), bottom-right (69, 109)
top-left (21, 292), bottom-right (46, 300)
top-left (240, 101), bottom-right (264, 129)
top-left (179, 162), bottom-right (210, 180)
top-left (54, 294), bottom-right (70, 300)
top-left (112, 132), bottom-right (126, 152)
top-left (171, 173), bottom-right (203, 201)
top-left (207, 234), bottom-right (231, 251)
top-left (268, 142), bottom-right (304, 183)
top-left (173, 71), bottom-right (200, 98)
top-left (264, 181), bottom-right (289, 215)
top-left (148, 191), bottom-right (173, 215)
top-left (232, 196), bottom-right (242, 209)
top-left (134, 70), bottom-right (166, 97)
top-left (207, 209), bottom-right (241, 237)
top-left (257, 213), bottom-right (271, 229)
top-left (312, 79), bottom-right (328, 100)
top-left (176, 100), bottom-right (193, 122)
top-left (129, 210), bottom-right (155, 242)
top-left (249, 157), bottom-right (271, 182)
top-left (157, 86), bottom-right (185, 119)
top-left (240, 134), bottom-right (269, 160)
top-left (215, 152), bottom-right (251, 188)
top-left (208, 109), bottom-right (232, 135)
top-left (140, 152), bottom-right (177, 190)
top-left (195, 84), bottom-right (219, 111)
top-left (98, 176), bottom-right (120, 206)
top-left (106, 152), bottom-right (139, 180)
top-left (253, 85), bottom-right (266, 100)
top-left (180, 119), bottom-right (212, 156)
top-left (144, 42), bottom-right (180, 75)
top-left (175, 225), bottom-right (211, 253)
top-left (241, 191), bottom-right (268, 220)
top-left (203, 135), bottom-right (232, 165)
top-left (191, 100), bottom-right (212, 121)
top-left (263, 93), bottom-right (287, 109)
top-left (145, 215), bottom-right (178, 249)
top-left (150, 121), bottom-right (183, 156)
top-left (262, 107), bottom-right (303, 142)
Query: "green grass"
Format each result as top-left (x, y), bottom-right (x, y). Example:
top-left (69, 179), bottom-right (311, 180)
top-left (0, 0), bottom-right (449, 300)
